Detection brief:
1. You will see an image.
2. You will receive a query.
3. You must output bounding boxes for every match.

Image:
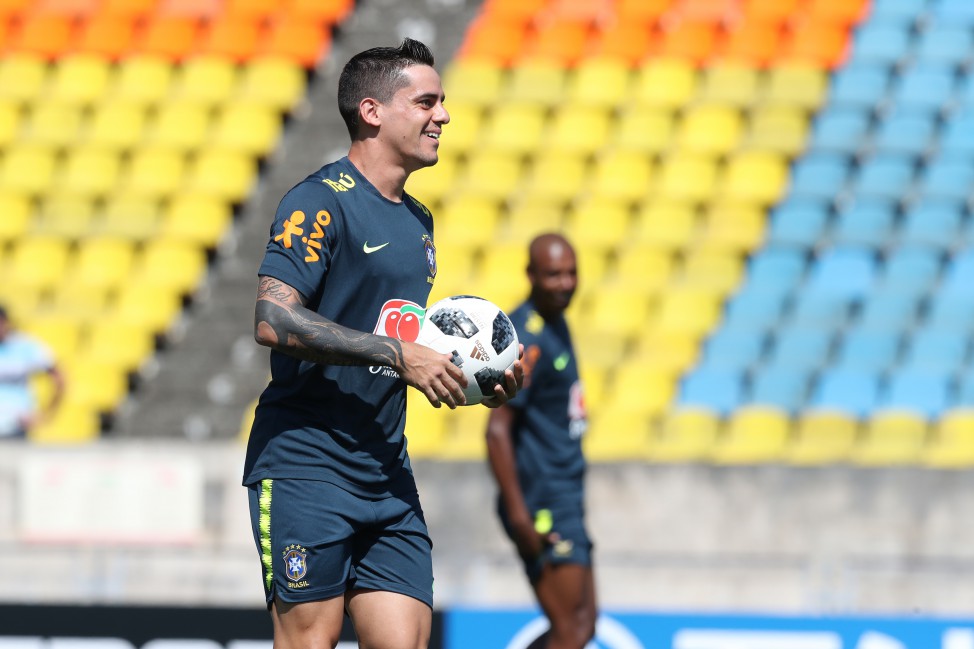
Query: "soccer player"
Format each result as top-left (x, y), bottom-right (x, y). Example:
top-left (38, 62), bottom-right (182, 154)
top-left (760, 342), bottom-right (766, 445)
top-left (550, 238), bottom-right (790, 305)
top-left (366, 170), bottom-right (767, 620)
top-left (244, 39), bottom-right (522, 649)
top-left (485, 233), bottom-right (596, 649)
top-left (0, 304), bottom-right (65, 439)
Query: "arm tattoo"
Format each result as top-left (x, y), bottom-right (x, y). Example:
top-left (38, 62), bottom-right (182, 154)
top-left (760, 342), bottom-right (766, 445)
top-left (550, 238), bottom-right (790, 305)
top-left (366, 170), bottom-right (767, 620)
top-left (255, 276), bottom-right (404, 368)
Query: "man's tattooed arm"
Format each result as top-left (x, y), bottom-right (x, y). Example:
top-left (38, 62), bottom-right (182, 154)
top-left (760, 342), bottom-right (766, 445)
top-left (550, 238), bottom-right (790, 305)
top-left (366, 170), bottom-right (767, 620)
top-left (254, 275), bottom-right (404, 369)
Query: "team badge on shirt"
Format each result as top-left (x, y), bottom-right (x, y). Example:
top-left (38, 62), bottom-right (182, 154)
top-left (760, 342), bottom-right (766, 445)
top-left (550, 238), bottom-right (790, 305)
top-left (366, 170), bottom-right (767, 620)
top-left (283, 544), bottom-right (309, 588)
top-left (423, 234), bottom-right (437, 279)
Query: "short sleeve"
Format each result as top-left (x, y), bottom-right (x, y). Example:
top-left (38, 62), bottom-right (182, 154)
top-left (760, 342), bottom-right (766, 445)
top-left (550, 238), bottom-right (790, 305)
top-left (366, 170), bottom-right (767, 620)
top-left (258, 181), bottom-right (342, 299)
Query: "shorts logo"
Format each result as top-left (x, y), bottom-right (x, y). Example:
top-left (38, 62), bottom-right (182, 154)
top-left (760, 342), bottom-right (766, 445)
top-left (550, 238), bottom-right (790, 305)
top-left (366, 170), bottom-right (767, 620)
top-left (552, 539), bottom-right (574, 557)
top-left (283, 545), bottom-right (309, 587)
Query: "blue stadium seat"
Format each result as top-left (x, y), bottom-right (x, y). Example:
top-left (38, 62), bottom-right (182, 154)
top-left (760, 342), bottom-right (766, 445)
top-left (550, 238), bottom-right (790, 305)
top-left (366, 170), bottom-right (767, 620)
top-left (880, 370), bottom-right (952, 419)
top-left (931, 0), bottom-right (974, 25)
top-left (959, 77), bottom-right (974, 109)
top-left (955, 367), bottom-right (974, 405)
top-left (809, 369), bottom-right (881, 418)
top-left (940, 110), bottom-right (974, 155)
top-left (870, 0), bottom-right (928, 24)
top-left (787, 291), bottom-right (853, 329)
top-left (900, 328), bottom-right (969, 374)
top-left (809, 108), bottom-right (870, 155)
top-left (872, 109), bottom-right (936, 156)
top-left (856, 289), bottom-right (920, 332)
top-left (829, 64), bottom-right (891, 111)
top-left (830, 199), bottom-right (896, 247)
top-left (721, 288), bottom-right (789, 332)
top-left (850, 155), bottom-right (915, 200)
top-left (748, 364), bottom-right (811, 413)
top-left (805, 246), bottom-right (878, 300)
top-left (699, 327), bottom-right (767, 373)
top-left (916, 156), bottom-right (974, 202)
top-left (891, 63), bottom-right (956, 113)
top-left (787, 153), bottom-right (851, 201)
top-left (766, 326), bottom-right (835, 372)
top-left (940, 248), bottom-right (974, 293)
top-left (832, 327), bottom-right (901, 373)
top-left (849, 22), bottom-right (912, 67)
top-left (879, 246), bottom-right (943, 295)
top-left (899, 200), bottom-right (963, 248)
top-left (925, 288), bottom-right (974, 332)
top-left (746, 247), bottom-right (808, 293)
top-left (678, 368), bottom-right (745, 416)
top-left (914, 22), bottom-right (973, 66)
top-left (767, 199), bottom-right (830, 248)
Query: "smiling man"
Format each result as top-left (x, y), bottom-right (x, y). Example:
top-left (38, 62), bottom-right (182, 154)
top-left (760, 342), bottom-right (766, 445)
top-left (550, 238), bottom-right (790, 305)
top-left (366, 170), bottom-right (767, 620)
top-left (243, 39), bottom-right (523, 649)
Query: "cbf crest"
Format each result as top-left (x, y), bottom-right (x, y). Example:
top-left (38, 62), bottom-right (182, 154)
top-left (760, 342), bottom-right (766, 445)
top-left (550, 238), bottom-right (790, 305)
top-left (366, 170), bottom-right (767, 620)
top-left (283, 544), bottom-right (309, 588)
top-left (423, 234), bottom-right (437, 281)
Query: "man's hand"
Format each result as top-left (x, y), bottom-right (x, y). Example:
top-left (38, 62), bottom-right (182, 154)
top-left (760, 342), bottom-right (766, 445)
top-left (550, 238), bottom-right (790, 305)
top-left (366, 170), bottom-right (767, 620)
top-left (482, 344), bottom-right (525, 408)
top-left (399, 340), bottom-right (468, 409)
top-left (509, 511), bottom-right (559, 562)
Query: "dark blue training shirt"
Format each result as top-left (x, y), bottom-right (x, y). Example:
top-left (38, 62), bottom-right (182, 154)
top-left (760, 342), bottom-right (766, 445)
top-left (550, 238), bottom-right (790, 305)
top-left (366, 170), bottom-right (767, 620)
top-left (243, 157), bottom-right (438, 497)
top-left (506, 299), bottom-right (588, 506)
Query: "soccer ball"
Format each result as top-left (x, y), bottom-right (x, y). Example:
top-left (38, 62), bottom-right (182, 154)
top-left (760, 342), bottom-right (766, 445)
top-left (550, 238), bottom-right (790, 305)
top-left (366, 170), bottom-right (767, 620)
top-left (418, 295), bottom-right (519, 405)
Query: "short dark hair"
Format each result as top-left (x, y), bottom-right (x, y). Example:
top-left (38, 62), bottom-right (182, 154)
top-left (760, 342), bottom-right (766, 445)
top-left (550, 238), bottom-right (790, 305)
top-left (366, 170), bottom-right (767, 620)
top-left (337, 38), bottom-right (436, 140)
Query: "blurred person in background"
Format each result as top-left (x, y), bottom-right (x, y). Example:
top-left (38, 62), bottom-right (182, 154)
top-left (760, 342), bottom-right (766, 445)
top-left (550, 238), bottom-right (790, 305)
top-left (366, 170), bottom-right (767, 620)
top-left (243, 38), bottom-right (522, 649)
top-left (485, 233), bottom-right (596, 649)
top-left (0, 304), bottom-right (65, 440)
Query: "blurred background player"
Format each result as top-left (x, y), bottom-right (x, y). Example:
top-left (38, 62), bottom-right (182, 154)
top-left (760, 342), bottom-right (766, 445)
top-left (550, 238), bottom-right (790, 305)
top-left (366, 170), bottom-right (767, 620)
top-left (244, 38), bottom-right (521, 649)
top-left (0, 304), bottom-right (65, 440)
top-left (485, 233), bottom-right (596, 649)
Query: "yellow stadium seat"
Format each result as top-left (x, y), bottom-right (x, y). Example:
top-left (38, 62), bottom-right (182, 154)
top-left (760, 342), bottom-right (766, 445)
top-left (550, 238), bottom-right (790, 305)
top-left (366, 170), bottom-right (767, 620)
top-left (697, 202), bottom-right (767, 253)
top-left (29, 403), bottom-right (100, 445)
top-left (632, 328), bottom-right (699, 374)
top-left (210, 103), bottom-right (282, 156)
top-left (160, 194), bottom-right (233, 248)
top-left (573, 246), bottom-right (610, 287)
top-left (631, 58), bottom-right (698, 110)
top-left (0, 192), bottom-right (31, 244)
top-left (655, 286), bottom-right (722, 337)
top-left (521, 152), bottom-right (589, 202)
top-left (610, 108), bottom-right (674, 155)
top-left (456, 150), bottom-right (522, 200)
top-left (44, 55), bottom-right (111, 106)
top-left (743, 105), bottom-right (808, 155)
top-left (694, 62), bottom-right (761, 109)
top-left (650, 407), bottom-right (721, 463)
top-left (62, 358), bottom-right (129, 413)
top-left (170, 56), bottom-right (238, 106)
top-left (0, 54), bottom-right (49, 104)
top-left (2, 235), bottom-right (72, 292)
top-left (97, 193), bottom-right (161, 240)
top-left (497, 198), bottom-right (566, 243)
top-left (32, 194), bottom-right (96, 238)
top-left (604, 364), bottom-right (676, 420)
top-left (46, 282), bottom-right (112, 321)
top-left (404, 391), bottom-right (447, 459)
top-left (121, 148), bottom-right (186, 199)
top-left (656, 153), bottom-right (718, 203)
top-left (21, 314), bottom-right (83, 359)
top-left (438, 101), bottom-right (482, 154)
top-left (407, 151), bottom-right (460, 205)
top-left (80, 320), bottom-right (156, 374)
top-left (544, 105), bottom-right (612, 155)
top-left (19, 103), bottom-right (84, 148)
top-left (442, 59), bottom-right (505, 107)
top-left (584, 409), bottom-right (653, 462)
top-left (852, 410), bottom-right (928, 466)
top-left (110, 55), bottom-right (175, 106)
top-left (59, 148), bottom-right (121, 199)
top-left (567, 57), bottom-right (632, 109)
top-left (480, 103), bottom-right (547, 155)
top-left (110, 283), bottom-right (183, 333)
top-left (577, 284), bottom-right (653, 340)
top-left (185, 150), bottom-right (257, 202)
top-left (235, 56), bottom-right (307, 111)
top-left (675, 249), bottom-right (744, 295)
top-left (785, 409), bottom-right (858, 465)
top-left (144, 101), bottom-right (212, 152)
top-left (718, 151), bottom-right (788, 205)
top-left (436, 193), bottom-right (502, 248)
top-left (576, 364), bottom-right (608, 413)
top-left (0, 101), bottom-right (20, 147)
top-left (435, 406), bottom-right (489, 460)
top-left (68, 235), bottom-right (136, 291)
top-left (131, 239), bottom-right (208, 295)
top-left (760, 64), bottom-right (828, 110)
top-left (475, 240), bottom-right (529, 283)
top-left (613, 244), bottom-right (674, 292)
top-left (711, 405), bottom-right (790, 464)
top-left (923, 409), bottom-right (974, 469)
top-left (632, 200), bottom-right (698, 251)
top-left (588, 150), bottom-right (654, 204)
top-left (506, 58), bottom-right (567, 107)
top-left (564, 198), bottom-right (631, 252)
top-left (676, 105), bottom-right (744, 156)
top-left (83, 103), bottom-right (146, 151)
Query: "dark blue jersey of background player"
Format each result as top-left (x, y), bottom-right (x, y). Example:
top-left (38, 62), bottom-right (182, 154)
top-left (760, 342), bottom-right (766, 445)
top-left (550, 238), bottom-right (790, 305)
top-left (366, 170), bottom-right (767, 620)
top-left (244, 156), bottom-right (439, 497)
top-left (505, 299), bottom-right (587, 506)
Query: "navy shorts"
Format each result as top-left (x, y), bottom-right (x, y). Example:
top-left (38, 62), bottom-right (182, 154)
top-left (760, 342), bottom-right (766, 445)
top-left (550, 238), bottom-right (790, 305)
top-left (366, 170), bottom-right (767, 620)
top-left (498, 499), bottom-right (593, 583)
top-left (248, 478), bottom-right (434, 608)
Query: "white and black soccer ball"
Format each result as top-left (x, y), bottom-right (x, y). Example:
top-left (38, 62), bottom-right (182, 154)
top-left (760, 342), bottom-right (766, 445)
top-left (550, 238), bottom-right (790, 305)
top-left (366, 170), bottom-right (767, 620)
top-left (418, 295), bottom-right (519, 405)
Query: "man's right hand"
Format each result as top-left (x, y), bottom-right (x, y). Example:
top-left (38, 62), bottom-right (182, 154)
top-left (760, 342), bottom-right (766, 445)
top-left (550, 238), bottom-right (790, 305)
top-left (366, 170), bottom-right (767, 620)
top-left (399, 340), bottom-right (468, 409)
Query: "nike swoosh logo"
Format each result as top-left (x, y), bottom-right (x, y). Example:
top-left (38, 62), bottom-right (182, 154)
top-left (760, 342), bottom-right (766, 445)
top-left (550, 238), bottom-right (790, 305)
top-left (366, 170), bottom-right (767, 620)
top-left (363, 242), bottom-right (390, 254)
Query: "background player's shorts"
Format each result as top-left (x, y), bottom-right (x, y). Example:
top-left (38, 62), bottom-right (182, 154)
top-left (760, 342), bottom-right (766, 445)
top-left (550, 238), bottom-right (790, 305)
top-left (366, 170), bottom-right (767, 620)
top-left (498, 499), bottom-right (593, 583)
top-left (247, 478), bottom-right (434, 608)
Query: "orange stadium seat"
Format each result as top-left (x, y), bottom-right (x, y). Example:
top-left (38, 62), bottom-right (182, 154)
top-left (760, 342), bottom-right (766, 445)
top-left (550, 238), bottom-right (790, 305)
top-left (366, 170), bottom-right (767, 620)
top-left (137, 16), bottom-right (201, 61)
top-left (156, 0), bottom-right (222, 19)
top-left (743, 0), bottom-right (801, 24)
top-left (198, 16), bottom-right (263, 62)
top-left (782, 20), bottom-right (850, 69)
top-left (590, 21), bottom-right (652, 65)
top-left (680, 0), bottom-right (738, 22)
top-left (482, 0), bottom-right (549, 24)
top-left (101, 0), bottom-right (156, 19)
top-left (261, 16), bottom-right (331, 67)
top-left (524, 18), bottom-right (591, 66)
top-left (459, 16), bottom-right (528, 67)
top-left (549, 0), bottom-right (614, 24)
top-left (33, 0), bottom-right (100, 17)
top-left (75, 15), bottom-right (137, 60)
top-left (718, 19), bottom-right (783, 67)
top-left (806, 0), bottom-right (869, 27)
top-left (286, 0), bottom-right (354, 25)
top-left (616, 0), bottom-right (670, 26)
top-left (8, 14), bottom-right (75, 59)
top-left (224, 0), bottom-right (279, 21)
top-left (654, 20), bottom-right (718, 65)
top-left (0, 0), bottom-right (31, 20)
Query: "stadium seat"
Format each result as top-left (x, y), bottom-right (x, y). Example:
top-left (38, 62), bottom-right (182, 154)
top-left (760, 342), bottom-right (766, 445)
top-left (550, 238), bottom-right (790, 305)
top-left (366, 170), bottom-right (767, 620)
top-left (62, 358), bottom-right (129, 413)
top-left (403, 391), bottom-right (446, 459)
top-left (781, 20), bottom-right (848, 69)
top-left (587, 150), bottom-right (653, 204)
top-left (718, 18), bottom-right (782, 67)
top-left (655, 153), bottom-right (718, 203)
top-left (210, 104), bottom-right (282, 156)
top-left (68, 236), bottom-right (136, 291)
top-left (759, 64), bottom-right (828, 109)
top-left (850, 155), bottom-right (915, 200)
top-left (852, 409), bottom-right (927, 465)
top-left (171, 56), bottom-right (238, 106)
top-left (694, 62), bottom-right (761, 108)
top-left (805, 246), bottom-right (877, 300)
top-left (767, 199), bottom-right (830, 248)
top-left (111, 283), bottom-right (183, 334)
top-left (678, 367), bottom-right (745, 416)
top-left (603, 365), bottom-right (674, 421)
top-left (45, 55), bottom-right (112, 106)
top-left (787, 153), bottom-right (850, 202)
top-left (81, 320), bottom-right (156, 374)
top-left (746, 247), bottom-right (808, 292)
top-left (942, 110), bottom-right (974, 155)
top-left (32, 194), bottom-right (96, 239)
top-left (613, 244), bottom-right (673, 292)
top-left (564, 198), bottom-right (631, 253)
top-left (742, 106), bottom-right (808, 156)
top-left (916, 156), bottom-right (974, 203)
top-left (584, 409), bottom-right (654, 462)
top-left (809, 108), bottom-right (870, 155)
top-left (75, 14), bottom-right (136, 60)
top-left (650, 407), bottom-right (721, 463)
top-left (567, 57), bottom-right (632, 109)
top-left (131, 239), bottom-right (208, 296)
top-left (828, 63), bottom-right (890, 110)
top-left (480, 103), bottom-right (546, 155)
top-left (161, 194), bottom-right (233, 248)
top-left (676, 104), bottom-right (743, 155)
top-left (786, 409), bottom-right (859, 465)
top-left (698, 326), bottom-right (766, 373)
top-left (8, 13), bottom-right (75, 59)
top-left (872, 109), bottom-right (937, 156)
top-left (136, 15), bottom-right (200, 61)
top-left (654, 19), bottom-right (718, 65)
top-left (749, 364), bottom-right (811, 413)
top-left (28, 402), bottom-right (100, 444)
top-left (456, 150), bottom-right (522, 200)
top-left (718, 151), bottom-right (788, 205)
top-left (632, 329), bottom-right (699, 375)
top-left (925, 287), bottom-right (974, 334)
top-left (83, 103), bottom-right (146, 151)
top-left (855, 289), bottom-right (920, 332)
top-left (98, 193), bottom-right (161, 240)
top-left (2, 235), bottom-right (72, 292)
top-left (766, 325), bottom-right (834, 373)
top-left (914, 22), bottom-right (973, 66)
top-left (59, 148), bottom-right (121, 199)
top-left (848, 21), bottom-right (911, 66)
top-left (878, 246), bottom-right (943, 295)
top-left (523, 17), bottom-right (590, 66)
top-left (633, 200), bottom-right (696, 251)
top-left (505, 59), bottom-right (567, 107)
top-left (198, 16), bottom-right (261, 62)
top-left (869, 0), bottom-right (927, 23)
top-left (20, 102), bottom-right (85, 148)
top-left (899, 329), bottom-right (968, 375)
top-left (631, 58), bottom-right (698, 110)
top-left (675, 249), bottom-right (745, 295)
top-left (891, 62), bottom-right (956, 113)
top-left (543, 105), bottom-right (612, 155)
top-left (121, 148), bottom-right (186, 199)
top-left (830, 199), bottom-right (896, 247)
top-left (930, 0), bottom-right (974, 25)
top-left (832, 327), bottom-right (900, 374)
top-left (809, 369), bottom-right (882, 418)
top-left (0, 192), bottom-right (31, 245)
top-left (577, 284), bottom-right (652, 340)
top-left (721, 287), bottom-right (788, 333)
top-left (0, 54), bottom-right (50, 104)
top-left (710, 405), bottom-right (789, 464)
top-left (21, 314), bottom-right (83, 360)
top-left (609, 108), bottom-right (675, 154)
top-left (898, 200), bottom-right (963, 249)
top-left (234, 57), bottom-right (307, 112)
top-left (655, 287), bottom-right (722, 338)
top-left (186, 150), bottom-right (257, 202)
top-left (923, 408), bottom-right (974, 468)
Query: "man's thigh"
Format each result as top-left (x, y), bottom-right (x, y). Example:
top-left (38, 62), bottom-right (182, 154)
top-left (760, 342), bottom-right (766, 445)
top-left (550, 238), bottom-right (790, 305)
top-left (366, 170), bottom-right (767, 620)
top-left (347, 589), bottom-right (432, 649)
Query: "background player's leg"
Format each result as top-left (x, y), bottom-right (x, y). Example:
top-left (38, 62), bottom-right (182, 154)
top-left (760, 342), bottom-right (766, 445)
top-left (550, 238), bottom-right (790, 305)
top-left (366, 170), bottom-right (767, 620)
top-left (533, 563), bottom-right (597, 649)
top-left (271, 596), bottom-right (346, 649)
top-left (346, 588), bottom-right (432, 649)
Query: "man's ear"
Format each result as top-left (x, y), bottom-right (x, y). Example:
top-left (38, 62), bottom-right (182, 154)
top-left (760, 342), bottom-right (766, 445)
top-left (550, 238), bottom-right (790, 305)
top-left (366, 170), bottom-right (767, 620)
top-left (359, 98), bottom-right (381, 128)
